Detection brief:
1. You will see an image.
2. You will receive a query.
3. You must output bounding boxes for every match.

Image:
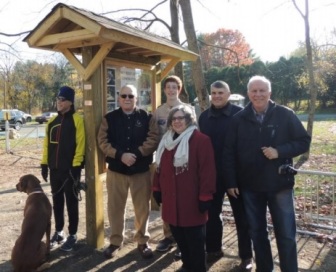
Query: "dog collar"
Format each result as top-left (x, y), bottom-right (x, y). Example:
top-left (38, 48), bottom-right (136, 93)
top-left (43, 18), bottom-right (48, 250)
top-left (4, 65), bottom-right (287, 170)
top-left (29, 191), bottom-right (44, 196)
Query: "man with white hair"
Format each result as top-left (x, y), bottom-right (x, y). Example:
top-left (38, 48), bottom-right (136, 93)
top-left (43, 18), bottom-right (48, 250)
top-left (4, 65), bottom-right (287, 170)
top-left (98, 84), bottom-right (159, 260)
top-left (224, 75), bottom-right (311, 271)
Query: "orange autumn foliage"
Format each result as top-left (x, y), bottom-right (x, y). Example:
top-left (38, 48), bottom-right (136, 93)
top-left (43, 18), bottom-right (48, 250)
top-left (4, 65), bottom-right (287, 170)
top-left (199, 28), bottom-right (253, 70)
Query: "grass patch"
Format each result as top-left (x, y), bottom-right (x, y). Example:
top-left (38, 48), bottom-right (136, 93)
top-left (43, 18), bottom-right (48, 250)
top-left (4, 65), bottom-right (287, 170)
top-left (0, 137), bottom-right (43, 154)
top-left (294, 119), bottom-right (336, 200)
top-left (308, 121), bottom-right (336, 157)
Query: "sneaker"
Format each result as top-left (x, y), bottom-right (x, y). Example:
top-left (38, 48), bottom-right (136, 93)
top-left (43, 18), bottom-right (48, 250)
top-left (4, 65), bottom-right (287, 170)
top-left (156, 237), bottom-right (175, 252)
top-left (60, 235), bottom-right (77, 252)
top-left (50, 231), bottom-right (66, 248)
top-left (206, 250), bottom-right (224, 263)
top-left (174, 248), bottom-right (182, 259)
top-left (104, 244), bottom-right (121, 259)
top-left (238, 258), bottom-right (253, 271)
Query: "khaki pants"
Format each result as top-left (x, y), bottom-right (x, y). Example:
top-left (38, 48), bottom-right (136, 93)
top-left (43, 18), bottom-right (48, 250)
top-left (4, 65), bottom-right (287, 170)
top-left (106, 169), bottom-right (151, 245)
top-left (150, 164), bottom-right (172, 239)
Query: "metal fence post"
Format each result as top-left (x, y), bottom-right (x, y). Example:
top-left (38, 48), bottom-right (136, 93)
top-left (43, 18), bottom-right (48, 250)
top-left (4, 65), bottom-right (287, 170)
top-left (5, 120), bottom-right (10, 153)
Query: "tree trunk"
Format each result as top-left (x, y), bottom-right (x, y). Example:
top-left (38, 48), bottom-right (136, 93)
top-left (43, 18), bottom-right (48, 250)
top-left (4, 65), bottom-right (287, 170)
top-left (179, 0), bottom-right (209, 111)
top-left (292, 0), bottom-right (316, 164)
top-left (169, 0), bottom-right (189, 102)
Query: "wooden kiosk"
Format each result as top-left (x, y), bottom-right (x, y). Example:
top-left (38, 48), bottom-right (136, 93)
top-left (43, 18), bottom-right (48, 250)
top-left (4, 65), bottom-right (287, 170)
top-left (24, 3), bottom-right (198, 249)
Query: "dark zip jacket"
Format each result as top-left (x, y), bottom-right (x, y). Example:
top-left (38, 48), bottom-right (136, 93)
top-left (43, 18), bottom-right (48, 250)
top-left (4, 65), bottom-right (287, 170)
top-left (223, 101), bottom-right (311, 192)
top-left (198, 102), bottom-right (242, 179)
top-left (41, 108), bottom-right (85, 170)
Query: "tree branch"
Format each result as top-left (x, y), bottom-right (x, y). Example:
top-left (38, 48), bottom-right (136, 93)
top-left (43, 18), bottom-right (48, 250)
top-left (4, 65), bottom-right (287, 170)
top-left (292, 0), bottom-right (305, 19)
top-left (197, 39), bottom-right (241, 64)
top-left (100, 1), bottom-right (171, 33)
top-left (0, 31), bottom-right (31, 37)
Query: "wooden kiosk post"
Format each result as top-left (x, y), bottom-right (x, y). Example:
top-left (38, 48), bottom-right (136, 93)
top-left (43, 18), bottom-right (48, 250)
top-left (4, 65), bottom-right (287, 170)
top-left (23, 3), bottom-right (198, 249)
top-left (81, 47), bottom-right (105, 248)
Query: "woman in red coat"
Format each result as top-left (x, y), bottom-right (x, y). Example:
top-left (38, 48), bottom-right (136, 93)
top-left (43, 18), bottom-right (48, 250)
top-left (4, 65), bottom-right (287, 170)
top-left (153, 105), bottom-right (216, 272)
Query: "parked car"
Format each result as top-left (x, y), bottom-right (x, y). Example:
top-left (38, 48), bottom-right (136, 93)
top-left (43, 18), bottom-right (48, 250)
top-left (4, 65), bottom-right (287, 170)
top-left (13, 109), bottom-right (32, 122)
top-left (35, 112), bottom-right (58, 124)
top-left (0, 109), bottom-right (26, 131)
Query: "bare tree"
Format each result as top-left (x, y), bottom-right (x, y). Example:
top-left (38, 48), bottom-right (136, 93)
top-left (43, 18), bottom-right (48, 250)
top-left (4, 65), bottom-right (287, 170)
top-left (292, 0), bottom-right (316, 162)
top-left (0, 53), bottom-right (16, 109)
top-left (179, 0), bottom-right (209, 111)
top-left (0, 31), bottom-right (27, 58)
top-left (169, 0), bottom-right (190, 102)
top-left (103, 0), bottom-right (191, 102)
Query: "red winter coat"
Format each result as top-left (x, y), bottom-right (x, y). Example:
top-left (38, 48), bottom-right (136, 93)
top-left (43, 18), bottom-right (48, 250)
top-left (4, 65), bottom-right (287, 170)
top-left (153, 130), bottom-right (216, 227)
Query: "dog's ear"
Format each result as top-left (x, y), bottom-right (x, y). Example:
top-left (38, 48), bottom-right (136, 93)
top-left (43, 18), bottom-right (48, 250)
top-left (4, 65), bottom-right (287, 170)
top-left (34, 175), bottom-right (41, 185)
top-left (19, 177), bottom-right (28, 192)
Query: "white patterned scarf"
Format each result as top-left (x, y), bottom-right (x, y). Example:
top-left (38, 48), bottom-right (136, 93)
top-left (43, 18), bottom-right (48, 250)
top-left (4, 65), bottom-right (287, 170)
top-left (155, 125), bottom-right (197, 175)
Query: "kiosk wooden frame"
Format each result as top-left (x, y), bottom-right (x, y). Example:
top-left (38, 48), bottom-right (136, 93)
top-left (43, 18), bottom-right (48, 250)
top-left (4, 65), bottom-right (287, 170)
top-left (24, 3), bottom-right (198, 249)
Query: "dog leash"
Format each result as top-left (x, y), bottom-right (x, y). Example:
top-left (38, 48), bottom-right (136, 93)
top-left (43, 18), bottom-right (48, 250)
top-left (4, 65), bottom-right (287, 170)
top-left (69, 171), bottom-right (84, 201)
top-left (51, 171), bottom-right (86, 201)
top-left (52, 178), bottom-right (69, 197)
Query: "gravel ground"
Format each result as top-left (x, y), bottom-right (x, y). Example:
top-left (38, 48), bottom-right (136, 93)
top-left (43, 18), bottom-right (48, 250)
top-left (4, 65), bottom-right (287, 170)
top-left (0, 149), bottom-right (336, 271)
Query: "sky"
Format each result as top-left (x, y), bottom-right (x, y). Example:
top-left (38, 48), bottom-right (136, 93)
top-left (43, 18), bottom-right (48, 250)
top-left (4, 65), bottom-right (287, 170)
top-left (0, 0), bottom-right (335, 63)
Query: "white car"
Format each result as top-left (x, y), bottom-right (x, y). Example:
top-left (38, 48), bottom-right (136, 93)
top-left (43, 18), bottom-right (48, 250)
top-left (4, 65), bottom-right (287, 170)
top-left (12, 109), bottom-right (32, 122)
top-left (18, 110), bottom-right (32, 122)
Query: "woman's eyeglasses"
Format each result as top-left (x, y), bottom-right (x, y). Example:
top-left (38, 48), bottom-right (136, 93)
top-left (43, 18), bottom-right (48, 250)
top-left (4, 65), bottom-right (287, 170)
top-left (172, 116), bottom-right (185, 122)
top-left (120, 94), bottom-right (135, 99)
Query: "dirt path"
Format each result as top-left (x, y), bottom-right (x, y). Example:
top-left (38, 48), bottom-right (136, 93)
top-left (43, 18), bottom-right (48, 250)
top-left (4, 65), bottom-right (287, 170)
top-left (0, 151), bottom-right (336, 271)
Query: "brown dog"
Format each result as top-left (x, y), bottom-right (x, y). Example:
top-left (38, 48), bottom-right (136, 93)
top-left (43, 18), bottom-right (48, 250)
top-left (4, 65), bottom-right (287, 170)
top-left (11, 174), bottom-right (52, 272)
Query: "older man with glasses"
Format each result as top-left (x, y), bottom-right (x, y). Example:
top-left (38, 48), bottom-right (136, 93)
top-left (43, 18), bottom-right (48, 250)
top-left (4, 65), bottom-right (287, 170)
top-left (98, 84), bottom-right (159, 260)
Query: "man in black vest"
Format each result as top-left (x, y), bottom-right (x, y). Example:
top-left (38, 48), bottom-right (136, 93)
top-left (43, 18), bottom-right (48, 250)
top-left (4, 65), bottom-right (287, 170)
top-left (98, 84), bottom-right (159, 259)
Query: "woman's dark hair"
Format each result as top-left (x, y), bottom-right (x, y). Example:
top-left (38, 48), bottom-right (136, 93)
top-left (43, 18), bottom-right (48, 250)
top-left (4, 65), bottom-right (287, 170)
top-left (166, 104), bottom-right (197, 129)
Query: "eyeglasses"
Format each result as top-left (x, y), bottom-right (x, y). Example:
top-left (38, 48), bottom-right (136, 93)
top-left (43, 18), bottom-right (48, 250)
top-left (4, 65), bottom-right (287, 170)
top-left (172, 116), bottom-right (186, 122)
top-left (120, 94), bottom-right (135, 99)
top-left (57, 96), bottom-right (67, 102)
